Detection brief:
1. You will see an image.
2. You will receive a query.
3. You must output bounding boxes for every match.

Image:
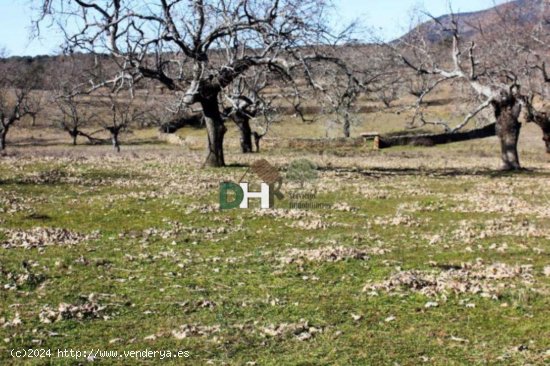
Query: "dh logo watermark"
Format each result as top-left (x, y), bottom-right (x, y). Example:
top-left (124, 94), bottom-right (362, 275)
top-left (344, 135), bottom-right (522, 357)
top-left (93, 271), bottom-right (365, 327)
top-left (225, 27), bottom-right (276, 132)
top-left (219, 182), bottom-right (271, 209)
top-left (219, 159), bottom-right (284, 209)
top-left (219, 158), bottom-right (334, 210)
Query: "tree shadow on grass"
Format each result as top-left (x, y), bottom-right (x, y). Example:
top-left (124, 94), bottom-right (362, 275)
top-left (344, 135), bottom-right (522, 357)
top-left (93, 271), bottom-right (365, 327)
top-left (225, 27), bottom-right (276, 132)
top-left (216, 161), bottom-right (550, 179)
top-left (317, 166), bottom-right (550, 179)
top-left (6, 138), bottom-right (62, 147)
top-left (225, 163), bottom-right (249, 168)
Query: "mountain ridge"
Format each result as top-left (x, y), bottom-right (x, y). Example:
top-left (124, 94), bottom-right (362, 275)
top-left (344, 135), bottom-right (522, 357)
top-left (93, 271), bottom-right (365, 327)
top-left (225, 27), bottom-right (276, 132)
top-left (398, 0), bottom-right (548, 43)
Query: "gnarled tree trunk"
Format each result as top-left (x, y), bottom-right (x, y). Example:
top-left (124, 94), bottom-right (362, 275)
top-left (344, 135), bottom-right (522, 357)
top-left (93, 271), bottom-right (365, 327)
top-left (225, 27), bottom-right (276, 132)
top-left (234, 115), bottom-right (253, 153)
top-left (253, 132), bottom-right (264, 152)
top-left (201, 96), bottom-right (227, 167)
top-left (70, 128), bottom-right (78, 146)
top-left (525, 105), bottom-right (550, 154)
top-left (106, 126), bottom-right (122, 153)
top-left (111, 132), bottom-right (120, 152)
top-left (343, 117), bottom-right (351, 138)
top-left (492, 95), bottom-right (522, 171)
top-left (0, 125), bottom-right (8, 151)
top-left (537, 120), bottom-right (550, 154)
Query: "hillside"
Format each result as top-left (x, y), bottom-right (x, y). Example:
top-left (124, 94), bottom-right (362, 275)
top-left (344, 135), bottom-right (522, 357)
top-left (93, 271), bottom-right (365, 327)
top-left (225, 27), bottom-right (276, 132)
top-left (399, 0), bottom-right (549, 43)
top-left (0, 0), bottom-right (547, 92)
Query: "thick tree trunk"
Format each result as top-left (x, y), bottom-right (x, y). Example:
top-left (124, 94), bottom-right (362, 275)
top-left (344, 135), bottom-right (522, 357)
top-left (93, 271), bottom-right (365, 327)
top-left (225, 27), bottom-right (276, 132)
top-left (235, 116), bottom-right (253, 153)
top-left (496, 121), bottom-right (521, 170)
top-left (253, 132), bottom-right (263, 152)
top-left (538, 122), bottom-right (550, 154)
top-left (201, 96), bottom-right (226, 167)
top-left (105, 126), bottom-right (122, 152)
top-left (70, 129), bottom-right (78, 146)
top-left (111, 133), bottom-right (120, 153)
top-left (493, 96), bottom-right (522, 171)
top-left (526, 107), bottom-right (550, 154)
top-left (0, 126), bottom-right (8, 151)
top-left (343, 117), bottom-right (351, 138)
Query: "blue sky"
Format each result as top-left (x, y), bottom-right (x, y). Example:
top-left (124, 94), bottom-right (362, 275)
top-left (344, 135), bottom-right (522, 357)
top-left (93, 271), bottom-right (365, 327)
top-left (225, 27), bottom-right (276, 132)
top-left (0, 0), bottom-right (501, 56)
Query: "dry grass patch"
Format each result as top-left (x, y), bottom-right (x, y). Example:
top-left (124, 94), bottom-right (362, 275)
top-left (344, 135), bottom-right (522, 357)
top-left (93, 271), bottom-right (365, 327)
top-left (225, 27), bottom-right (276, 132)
top-left (364, 260), bottom-right (535, 299)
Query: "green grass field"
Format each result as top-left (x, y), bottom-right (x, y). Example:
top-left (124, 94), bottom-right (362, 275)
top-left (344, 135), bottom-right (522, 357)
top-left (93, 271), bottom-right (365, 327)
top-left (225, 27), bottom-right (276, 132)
top-left (0, 117), bottom-right (549, 365)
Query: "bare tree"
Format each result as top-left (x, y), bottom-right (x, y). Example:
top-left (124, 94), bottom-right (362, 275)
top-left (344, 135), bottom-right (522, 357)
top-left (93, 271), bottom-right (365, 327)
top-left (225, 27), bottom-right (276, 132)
top-left (372, 55), bottom-right (403, 109)
top-left (222, 69), bottom-right (278, 152)
top-left (524, 77), bottom-right (550, 154)
top-left (37, 0), bottom-right (359, 167)
top-left (378, 79), bottom-right (400, 108)
top-left (406, 73), bottom-right (430, 98)
top-left (396, 2), bottom-right (548, 170)
top-left (0, 67), bottom-right (40, 150)
top-left (312, 44), bottom-right (394, 138)
top-left (327, 76), bottom-right (360, 138)
top-left (523, 1), bottom-right (550, 154)
top-left (16, 62), bottom-right (47, 127)
top-left (525, 96), bottom-right (550, 153)
top-left (49, 55), bottom-right (104, 145)
top-left (27, 95), bottom-right (44, 127)
top-left (100, 93), bottom-right (144, 152)
top-left (0, 91), bottom-right (31, 150)
top-left (251, 113), bottom-right (275, 153)
top-left (53, 93), bottom-right (99, 145)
